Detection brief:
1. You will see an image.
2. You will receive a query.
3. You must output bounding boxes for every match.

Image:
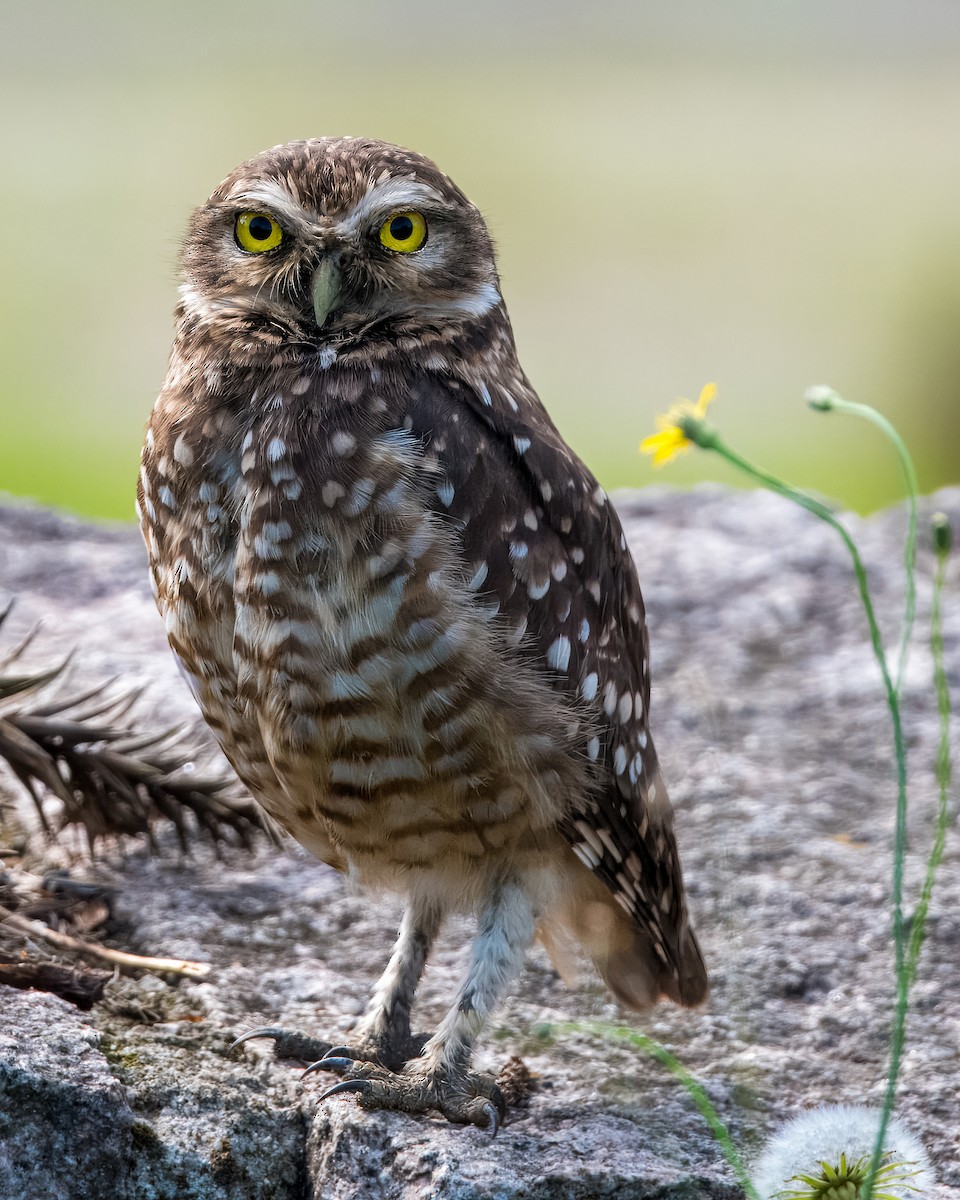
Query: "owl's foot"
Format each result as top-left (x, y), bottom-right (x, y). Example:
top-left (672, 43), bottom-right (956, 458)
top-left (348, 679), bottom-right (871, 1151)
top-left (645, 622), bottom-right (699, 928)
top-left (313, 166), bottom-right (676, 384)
top-left (308, 1057), bottom-right (506, 1134)
top-left (230, 1026), bottom-right (429, 1072)
top-left (231, 1026), bottom-right (334, 1064)
top-left (321, 1030), bottom-right (429, 1073)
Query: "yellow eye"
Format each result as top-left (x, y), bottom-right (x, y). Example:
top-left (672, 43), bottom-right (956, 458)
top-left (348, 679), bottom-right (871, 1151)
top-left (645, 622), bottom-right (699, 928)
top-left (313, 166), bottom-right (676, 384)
top-left (379, 211), bottom-right (427, 253)
top-left (235, 212), bottom-right (284, 253)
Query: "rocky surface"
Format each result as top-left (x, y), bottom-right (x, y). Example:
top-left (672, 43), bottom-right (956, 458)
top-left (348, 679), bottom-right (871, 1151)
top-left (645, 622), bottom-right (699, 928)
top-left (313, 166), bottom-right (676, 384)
top-left (0, 486), bottom-right (957, 1199)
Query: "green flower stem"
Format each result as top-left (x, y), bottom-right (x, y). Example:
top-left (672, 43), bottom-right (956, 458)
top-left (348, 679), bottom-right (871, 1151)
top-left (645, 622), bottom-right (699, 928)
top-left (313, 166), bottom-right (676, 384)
top-left (806, 390), bottom-right (919, 696)
top-left (683, 418), bottom-right (908, 1200)
top-left (546, 1020), bottom-right (761, 1200)
top-left (906, 516), bottom-right (953, 986)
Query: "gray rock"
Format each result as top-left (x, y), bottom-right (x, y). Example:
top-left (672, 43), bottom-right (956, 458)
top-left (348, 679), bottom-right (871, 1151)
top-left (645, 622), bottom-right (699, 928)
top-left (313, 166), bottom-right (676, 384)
top-left (0, 486), bottom-right (957, 1199)
top-left (0, 989), bottom-right (132, 1200)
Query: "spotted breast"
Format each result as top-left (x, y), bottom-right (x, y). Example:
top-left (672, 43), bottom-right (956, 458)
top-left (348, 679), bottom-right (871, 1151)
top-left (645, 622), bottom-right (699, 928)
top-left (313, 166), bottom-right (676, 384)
top-left (141, 360), bottom-right (588, 896)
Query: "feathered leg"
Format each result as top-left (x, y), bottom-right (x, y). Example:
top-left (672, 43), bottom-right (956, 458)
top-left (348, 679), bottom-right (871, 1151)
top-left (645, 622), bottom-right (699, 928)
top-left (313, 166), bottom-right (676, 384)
top-left (233, 893), bottom-right (442, 1069)
top-left (313, 874), bottom-right (535, 1133)
top-left (326, 894), bottom-right (444, 1068)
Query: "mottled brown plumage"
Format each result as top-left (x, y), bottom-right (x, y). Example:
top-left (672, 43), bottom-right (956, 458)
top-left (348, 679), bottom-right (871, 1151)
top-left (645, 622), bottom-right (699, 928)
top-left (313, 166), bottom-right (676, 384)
top-left (138, 137), bottom-right (706, 1130)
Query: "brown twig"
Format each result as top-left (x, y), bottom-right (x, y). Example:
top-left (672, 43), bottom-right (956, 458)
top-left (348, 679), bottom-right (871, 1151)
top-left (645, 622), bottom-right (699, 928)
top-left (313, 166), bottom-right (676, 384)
top-left (0, 903), bottom-right (210, 978)
top-left (0, 958), bottom-right (111, 1010)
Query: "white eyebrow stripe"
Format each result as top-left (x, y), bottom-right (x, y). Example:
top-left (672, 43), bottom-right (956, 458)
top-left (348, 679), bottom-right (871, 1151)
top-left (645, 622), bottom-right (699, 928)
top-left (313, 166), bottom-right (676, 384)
top-left (407, 282), bottom-right (502, 321)
top-left (223, 180), bottom-right (312, 231)
top-left (179, 280), bottom-right (289, 323)
top-left (337, 178), bottom-right (448, 235)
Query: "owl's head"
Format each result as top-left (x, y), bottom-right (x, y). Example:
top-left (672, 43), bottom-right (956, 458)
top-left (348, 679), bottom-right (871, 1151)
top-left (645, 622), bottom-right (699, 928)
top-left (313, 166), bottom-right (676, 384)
top-left (178, 138), bottom-right (502, 360)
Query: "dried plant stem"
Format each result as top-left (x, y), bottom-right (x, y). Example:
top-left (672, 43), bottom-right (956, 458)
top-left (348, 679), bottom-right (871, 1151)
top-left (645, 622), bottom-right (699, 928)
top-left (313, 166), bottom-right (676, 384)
top-left (0, 904), bottom-right (210, 978)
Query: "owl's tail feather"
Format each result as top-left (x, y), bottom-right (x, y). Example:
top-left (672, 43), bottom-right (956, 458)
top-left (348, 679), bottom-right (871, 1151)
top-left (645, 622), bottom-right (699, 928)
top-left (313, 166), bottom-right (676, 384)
top-left (540, 863), bottom-right (708, 1010)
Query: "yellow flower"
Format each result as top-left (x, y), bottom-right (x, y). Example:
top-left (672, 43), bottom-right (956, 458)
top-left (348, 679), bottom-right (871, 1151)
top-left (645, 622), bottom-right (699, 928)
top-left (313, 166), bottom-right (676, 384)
top-left (640, 382), bottom-right (717, 466)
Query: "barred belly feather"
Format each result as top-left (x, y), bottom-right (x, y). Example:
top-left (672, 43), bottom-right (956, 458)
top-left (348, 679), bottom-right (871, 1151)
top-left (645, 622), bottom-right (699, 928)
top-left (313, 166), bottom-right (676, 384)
top-left (145, 370), bottom-right (586, 896)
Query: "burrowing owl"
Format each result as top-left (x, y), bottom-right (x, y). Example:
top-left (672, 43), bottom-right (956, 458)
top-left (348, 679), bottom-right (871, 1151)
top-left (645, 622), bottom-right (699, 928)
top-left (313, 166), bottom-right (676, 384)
top-left (138, 138), bottom-right (706, 1132)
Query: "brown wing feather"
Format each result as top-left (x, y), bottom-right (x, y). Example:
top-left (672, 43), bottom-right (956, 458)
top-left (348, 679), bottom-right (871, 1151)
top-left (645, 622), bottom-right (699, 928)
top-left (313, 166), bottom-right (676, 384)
top-left (404, 364), bottom-right (706, 1005)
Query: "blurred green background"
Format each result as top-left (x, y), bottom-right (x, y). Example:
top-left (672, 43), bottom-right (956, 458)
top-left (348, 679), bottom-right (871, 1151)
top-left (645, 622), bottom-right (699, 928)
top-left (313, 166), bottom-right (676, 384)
top-left (2, 1), bottom-right (959, 520)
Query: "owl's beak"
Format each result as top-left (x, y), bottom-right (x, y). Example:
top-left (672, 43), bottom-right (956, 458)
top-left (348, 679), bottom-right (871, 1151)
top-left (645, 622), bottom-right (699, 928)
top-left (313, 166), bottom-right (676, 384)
top-left (311, 255), bottom-right (342, 329)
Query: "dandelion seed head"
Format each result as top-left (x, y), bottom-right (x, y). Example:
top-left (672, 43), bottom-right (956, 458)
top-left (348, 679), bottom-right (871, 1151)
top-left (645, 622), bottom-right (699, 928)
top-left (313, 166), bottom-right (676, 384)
top-left (752, 1105), bottom-right (933, 1200)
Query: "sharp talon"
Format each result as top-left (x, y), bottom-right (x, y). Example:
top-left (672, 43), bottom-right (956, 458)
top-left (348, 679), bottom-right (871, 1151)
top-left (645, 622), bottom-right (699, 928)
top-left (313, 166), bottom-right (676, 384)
top-left (230, 1026), bottom-right (286, 1051)
top-left (481, 1100), bottom-right (500, 1137)
top-left (302, 1056), bottom-right (354, 1077)
top-left (321, 1046), bottom-right (354, 1060)
top-left (317, 1079), bottom-right (371, 1103)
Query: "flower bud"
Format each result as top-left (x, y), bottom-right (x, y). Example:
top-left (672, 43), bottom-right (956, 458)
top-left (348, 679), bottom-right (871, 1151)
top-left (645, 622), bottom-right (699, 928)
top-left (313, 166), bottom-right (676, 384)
top-left (804, 384), bottom-right (840, 412)
top-left (931, 511), bottom-right (952, 556)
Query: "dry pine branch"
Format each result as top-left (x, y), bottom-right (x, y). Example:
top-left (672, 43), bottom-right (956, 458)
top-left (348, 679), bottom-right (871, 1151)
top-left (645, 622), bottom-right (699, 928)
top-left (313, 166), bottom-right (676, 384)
top-left (0, 602), bottom-right (272, 853)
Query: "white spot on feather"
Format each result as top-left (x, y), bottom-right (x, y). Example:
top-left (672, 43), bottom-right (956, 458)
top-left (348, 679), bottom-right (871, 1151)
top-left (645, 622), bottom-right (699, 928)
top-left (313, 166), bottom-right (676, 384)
top-left (173, 435), bottom-right (193, 467)
top-left (345, 478), bottom-right (376, 515)
top-left (322, 480), bottom-right (345, 507)
top-left (574, 820), bottom-right (605, 859)
top-left (572, 842), bottom-right (600, 869)
top-left (546, 636), bottom-right (571, 672)
top-left (376, 480), bottom-right (407, 512)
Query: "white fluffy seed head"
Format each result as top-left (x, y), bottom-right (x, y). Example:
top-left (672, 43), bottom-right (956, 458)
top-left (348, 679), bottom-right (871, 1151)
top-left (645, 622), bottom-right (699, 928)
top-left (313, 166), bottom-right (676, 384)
top-left (750, 1105), bottom-right (934, 1200)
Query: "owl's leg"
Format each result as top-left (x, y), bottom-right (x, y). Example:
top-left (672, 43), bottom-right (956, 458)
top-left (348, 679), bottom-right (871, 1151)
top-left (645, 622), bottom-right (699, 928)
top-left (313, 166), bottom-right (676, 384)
top-left (233, 895), bottom-right (441, 1069)
top-left (323, 895), bottom-right (443, 1070)
top-left (314, 874), bottom-right (535, 1133)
